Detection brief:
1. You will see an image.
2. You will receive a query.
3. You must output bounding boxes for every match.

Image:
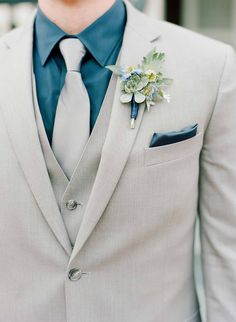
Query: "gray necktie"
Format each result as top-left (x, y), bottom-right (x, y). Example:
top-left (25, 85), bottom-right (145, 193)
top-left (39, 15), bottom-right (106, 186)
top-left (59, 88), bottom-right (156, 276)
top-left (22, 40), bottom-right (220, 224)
top-left (52, 38), bottom-right (90, 179)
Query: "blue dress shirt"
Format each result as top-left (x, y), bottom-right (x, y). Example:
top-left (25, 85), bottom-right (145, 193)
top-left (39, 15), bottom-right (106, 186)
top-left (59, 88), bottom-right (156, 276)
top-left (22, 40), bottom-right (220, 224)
top-left (33, 0), bottom-right (127, 144)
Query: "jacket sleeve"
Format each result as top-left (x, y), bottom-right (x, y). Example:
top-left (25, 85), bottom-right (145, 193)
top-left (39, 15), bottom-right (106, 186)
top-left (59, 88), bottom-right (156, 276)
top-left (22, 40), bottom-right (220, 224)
top-left (199, 44), bottom-right (236, 321)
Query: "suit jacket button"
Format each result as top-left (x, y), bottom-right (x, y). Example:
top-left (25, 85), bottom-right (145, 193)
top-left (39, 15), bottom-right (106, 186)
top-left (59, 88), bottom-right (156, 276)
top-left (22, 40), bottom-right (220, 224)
top-left (68, 268), bottom-right (82, 281)
top-left (66, 200), bottom-right (78, 210)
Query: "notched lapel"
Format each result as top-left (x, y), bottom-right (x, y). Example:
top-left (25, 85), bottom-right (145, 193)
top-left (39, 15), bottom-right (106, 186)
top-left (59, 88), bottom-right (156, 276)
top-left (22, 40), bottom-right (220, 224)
top-left (70, 2), bottom-right (161, 260)
top-left (0, 15), bottom-right (72, 256)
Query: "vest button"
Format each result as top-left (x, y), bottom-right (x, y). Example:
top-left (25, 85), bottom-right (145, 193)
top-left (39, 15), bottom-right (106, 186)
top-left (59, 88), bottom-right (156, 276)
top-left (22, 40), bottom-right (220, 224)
top-left (68, 268), bottom-right (82, 281)
top-left (66, 199), bottom-right (78, 210)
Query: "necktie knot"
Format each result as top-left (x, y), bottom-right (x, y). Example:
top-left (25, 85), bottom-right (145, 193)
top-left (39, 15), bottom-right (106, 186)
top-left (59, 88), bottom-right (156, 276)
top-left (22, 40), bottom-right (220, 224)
top-left (59, 38), bottom-right (86, 72)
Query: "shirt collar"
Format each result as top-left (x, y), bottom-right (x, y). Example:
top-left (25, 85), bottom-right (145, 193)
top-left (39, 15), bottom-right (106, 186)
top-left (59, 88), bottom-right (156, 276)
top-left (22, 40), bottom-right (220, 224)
top-left (34, 0), bottom-right (126, 67)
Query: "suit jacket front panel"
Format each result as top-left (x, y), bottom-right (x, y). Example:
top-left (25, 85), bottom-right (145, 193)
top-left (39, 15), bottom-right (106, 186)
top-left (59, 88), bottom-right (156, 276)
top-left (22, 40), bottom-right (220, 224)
top-left (0, 111), bottom-right (69, 322)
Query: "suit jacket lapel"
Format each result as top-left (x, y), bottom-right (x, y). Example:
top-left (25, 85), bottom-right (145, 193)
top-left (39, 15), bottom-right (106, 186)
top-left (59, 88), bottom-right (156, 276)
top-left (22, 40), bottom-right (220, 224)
top-left (70, 1), bottom-right (161, 260)
top-left (0, 14), bottom-right (72, 256)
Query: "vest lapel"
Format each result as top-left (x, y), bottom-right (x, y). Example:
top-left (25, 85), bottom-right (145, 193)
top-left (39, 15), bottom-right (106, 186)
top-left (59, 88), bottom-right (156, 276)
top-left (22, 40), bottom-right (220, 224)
top-left (70, 3), bottom-right (161, 260)
top-left (32, 72), bottom-right (70, 202)
top-left (0, 14), bottom-right (72, 256)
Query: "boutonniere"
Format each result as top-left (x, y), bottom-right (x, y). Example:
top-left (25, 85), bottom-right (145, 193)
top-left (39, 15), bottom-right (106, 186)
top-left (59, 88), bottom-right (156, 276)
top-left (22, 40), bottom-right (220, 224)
top-left (106, 48), bottom-right (172, 129)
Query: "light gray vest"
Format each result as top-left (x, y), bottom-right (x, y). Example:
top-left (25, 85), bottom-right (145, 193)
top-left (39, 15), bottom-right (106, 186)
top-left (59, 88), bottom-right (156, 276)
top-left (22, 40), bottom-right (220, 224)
top-left (32, 73), bottom-right (117, 247)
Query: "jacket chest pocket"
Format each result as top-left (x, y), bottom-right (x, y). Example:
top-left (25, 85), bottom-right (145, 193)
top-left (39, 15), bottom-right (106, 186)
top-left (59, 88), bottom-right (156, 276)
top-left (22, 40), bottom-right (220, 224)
top-left (144, 132), bottom-right (204, 167)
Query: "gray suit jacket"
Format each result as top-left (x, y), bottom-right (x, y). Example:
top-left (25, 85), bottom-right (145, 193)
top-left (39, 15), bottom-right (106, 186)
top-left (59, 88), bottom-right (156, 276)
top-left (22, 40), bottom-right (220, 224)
top-left (0, 1), bottom-right (236, 321)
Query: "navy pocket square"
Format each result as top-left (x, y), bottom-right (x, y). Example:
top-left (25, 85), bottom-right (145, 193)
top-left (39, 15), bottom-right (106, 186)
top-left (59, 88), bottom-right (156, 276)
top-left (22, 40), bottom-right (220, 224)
top-left (149, 124), bottom-right (198, 148)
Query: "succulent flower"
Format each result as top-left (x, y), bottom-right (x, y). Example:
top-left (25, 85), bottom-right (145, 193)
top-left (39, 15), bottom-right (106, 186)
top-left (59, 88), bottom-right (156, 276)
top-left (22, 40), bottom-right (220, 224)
top-left (106, 48), bottom-right (172, 127)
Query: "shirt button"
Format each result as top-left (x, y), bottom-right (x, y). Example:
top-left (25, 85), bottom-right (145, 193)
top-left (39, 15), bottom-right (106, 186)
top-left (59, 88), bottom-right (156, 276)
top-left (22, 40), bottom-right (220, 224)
top-left (68, 268), bottom-right (82, 281)
top-left (66, 199), bottom-right (78, 211)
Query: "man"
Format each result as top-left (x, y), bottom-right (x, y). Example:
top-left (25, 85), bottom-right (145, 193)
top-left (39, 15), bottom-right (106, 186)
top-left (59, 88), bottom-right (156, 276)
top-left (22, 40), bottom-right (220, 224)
top-left (0, 0), bottom-right (236, 321)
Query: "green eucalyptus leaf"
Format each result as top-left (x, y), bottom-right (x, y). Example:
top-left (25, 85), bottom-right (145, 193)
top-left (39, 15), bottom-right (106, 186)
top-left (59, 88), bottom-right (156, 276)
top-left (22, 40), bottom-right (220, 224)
top-left (157, 52), bottom-right (165, 62)
top-left (162, 78), bottom-right (173, 85)
top-left (158, 90), bottom-right (164, 98)
top-left (141, 48), bottom-right (166, 72)
top-left (143, 48), bottom-right (155, 64)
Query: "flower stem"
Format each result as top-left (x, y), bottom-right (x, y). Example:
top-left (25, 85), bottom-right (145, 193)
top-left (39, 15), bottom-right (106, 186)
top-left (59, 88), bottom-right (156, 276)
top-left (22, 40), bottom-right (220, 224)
top-left (130, 95), bottom-right (139, 129)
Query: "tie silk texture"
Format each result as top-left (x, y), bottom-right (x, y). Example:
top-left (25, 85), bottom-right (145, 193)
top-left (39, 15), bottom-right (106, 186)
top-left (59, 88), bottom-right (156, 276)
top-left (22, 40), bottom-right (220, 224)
top-left (51, 38), bottom-right (90, 179)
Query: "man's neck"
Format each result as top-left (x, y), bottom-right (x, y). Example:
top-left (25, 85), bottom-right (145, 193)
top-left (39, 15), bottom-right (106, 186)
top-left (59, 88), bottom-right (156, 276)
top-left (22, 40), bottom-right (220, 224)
top-left (38, 0), bottom-right (116, 34)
